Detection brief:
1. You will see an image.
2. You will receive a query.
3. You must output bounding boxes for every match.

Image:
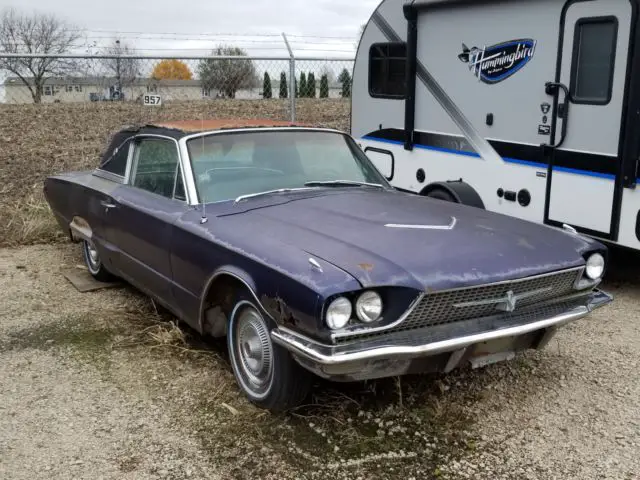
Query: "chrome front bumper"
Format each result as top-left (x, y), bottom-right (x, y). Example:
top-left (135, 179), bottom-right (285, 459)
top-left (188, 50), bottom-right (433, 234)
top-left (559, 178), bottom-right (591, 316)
top-left (271, 290), bottom-right (612, 381)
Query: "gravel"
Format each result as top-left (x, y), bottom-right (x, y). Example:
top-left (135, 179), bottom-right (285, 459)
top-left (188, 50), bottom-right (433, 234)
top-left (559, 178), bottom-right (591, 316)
top-left (1, 243), bottom-right (639, 479)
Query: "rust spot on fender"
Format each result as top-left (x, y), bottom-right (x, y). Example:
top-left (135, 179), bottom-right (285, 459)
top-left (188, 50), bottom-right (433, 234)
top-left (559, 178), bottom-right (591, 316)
top-left (261, 294), bottom-right (294, 325)
top-left (358, 263), bottom-right (375, 272)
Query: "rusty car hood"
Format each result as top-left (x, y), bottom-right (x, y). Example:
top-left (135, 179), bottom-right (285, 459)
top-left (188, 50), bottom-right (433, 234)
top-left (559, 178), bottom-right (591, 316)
top-left (215, 189), bottom-right (599, 291)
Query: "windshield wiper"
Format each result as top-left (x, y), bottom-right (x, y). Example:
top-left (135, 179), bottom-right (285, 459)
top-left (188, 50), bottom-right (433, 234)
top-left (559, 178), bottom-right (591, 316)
top-left (234, 187), bottom-right (318, 203)
top-left (304, 180), bottom-right (385, 189)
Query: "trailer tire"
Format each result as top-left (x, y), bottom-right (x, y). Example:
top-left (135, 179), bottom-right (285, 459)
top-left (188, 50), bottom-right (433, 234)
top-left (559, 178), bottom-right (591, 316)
top-left (421, 181), bottom-right (485, 209)
top-left (426, 188), bottom-right (457, 203)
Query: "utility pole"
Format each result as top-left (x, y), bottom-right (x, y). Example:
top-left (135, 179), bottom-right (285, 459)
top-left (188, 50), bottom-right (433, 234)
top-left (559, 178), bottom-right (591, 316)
top-left (282, 33), bottom-right (295, 123)
top-left (115, 39), bottom-right (122, 100)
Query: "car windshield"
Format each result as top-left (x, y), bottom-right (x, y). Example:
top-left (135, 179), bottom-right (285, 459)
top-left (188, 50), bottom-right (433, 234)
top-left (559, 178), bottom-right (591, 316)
top-left (186, 130), bottom-right (390, 203)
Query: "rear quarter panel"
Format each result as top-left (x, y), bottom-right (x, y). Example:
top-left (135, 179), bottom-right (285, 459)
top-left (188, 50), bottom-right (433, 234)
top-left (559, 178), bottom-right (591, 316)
top-left (44, 172), bottom-right (96, 237)
top-left (44, 171), bottom-right (120, 247)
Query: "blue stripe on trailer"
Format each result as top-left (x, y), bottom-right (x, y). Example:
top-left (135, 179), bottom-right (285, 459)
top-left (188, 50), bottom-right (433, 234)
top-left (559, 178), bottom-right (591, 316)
top-left (362, 136), bottom-right (620, 181)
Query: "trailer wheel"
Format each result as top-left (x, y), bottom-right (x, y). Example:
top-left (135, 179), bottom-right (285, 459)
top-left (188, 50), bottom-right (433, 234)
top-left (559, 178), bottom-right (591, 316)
top-left (426, 188), bottom-right (457, 203)
top-left (421, 181), bottom-right (485, 209)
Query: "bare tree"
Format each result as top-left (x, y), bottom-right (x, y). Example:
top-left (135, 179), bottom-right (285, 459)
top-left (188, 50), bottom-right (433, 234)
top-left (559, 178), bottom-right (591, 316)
top-left (0, 8), bottom-right (82, 103)
top-left (319, 64), bottom-right (337, 85)
top-left (198, 45), bottom-right (256, 98)
top-left (99, 40), bottom-right (140, 100)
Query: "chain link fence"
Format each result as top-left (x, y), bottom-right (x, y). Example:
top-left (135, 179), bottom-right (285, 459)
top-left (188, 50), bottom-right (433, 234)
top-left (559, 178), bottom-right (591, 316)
top-left (0, 54), bottom-right (354, 125)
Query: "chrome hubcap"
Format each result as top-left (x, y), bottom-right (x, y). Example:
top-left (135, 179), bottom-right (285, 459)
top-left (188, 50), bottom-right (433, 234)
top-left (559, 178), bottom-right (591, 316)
top-left (87, 243), bottom-right (99, 264)
top-left (235, 309), bottom-right (273, 390)
top-left (84, 240), bottom-right (100, 271)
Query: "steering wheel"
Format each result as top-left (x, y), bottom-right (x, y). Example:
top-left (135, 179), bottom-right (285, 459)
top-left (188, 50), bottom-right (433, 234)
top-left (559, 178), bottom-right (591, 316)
top-left (312, 167), bottom-right (344, 179)
top-left (198, 166), bottom-right (285, 185)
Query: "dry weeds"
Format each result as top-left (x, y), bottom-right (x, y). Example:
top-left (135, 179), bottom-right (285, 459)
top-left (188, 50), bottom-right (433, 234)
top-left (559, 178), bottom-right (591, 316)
top-left (0, 99), bottom-right (350, 247)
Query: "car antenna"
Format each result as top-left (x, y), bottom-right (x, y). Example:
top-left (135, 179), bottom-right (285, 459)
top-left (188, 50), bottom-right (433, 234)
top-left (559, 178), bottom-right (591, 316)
top-left (200, 115), bottom-right (208, 224)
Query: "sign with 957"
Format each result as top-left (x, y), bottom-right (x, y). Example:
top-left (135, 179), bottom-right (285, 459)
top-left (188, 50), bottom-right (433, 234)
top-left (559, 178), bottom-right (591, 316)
top-left (143, 94), bottom-right (162, 106)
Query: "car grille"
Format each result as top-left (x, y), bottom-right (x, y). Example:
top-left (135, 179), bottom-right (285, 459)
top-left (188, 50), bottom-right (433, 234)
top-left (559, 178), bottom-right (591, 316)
top-left (335, 296), bottom-right (588, 349)
top-left (335, 268), bottom-right (583, 344)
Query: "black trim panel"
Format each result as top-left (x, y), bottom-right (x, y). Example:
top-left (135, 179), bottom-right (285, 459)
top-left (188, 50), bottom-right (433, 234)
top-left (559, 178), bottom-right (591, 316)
top-left (365, 128), bottom-right (618, 177)
top-left (364, 146), bottom-right (395, 181)
top-left (404, 4), bottom-right (418, 151)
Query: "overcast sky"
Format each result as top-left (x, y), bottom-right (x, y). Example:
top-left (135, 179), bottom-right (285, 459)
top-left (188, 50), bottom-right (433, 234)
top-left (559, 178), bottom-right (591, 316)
top-left (1, 0), bottom-right (380, 57)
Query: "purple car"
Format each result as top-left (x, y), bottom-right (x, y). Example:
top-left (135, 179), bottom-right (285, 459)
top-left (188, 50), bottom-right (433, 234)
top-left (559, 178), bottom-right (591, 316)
top-left (44, 119), bottom-right (612, 411)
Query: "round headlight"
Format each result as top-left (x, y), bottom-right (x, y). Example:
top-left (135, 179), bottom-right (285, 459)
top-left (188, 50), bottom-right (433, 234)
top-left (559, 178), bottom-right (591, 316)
top-left (355, 291), bottom-right (383, 323)
top-left (585, 253), bottom-right (605, 280)
top-left (326, 297), bottom-right (352, 330)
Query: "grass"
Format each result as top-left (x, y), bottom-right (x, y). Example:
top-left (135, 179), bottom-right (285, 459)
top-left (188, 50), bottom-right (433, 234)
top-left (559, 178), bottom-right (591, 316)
top-left (0, 193), bottom-right (64, 247)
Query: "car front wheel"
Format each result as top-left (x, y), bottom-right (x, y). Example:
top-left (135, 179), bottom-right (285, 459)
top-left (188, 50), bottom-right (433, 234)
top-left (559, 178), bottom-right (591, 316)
top-left (227, 296), bottom-right (312, 412)
top-left (82, 239), bottom-right (114, 282)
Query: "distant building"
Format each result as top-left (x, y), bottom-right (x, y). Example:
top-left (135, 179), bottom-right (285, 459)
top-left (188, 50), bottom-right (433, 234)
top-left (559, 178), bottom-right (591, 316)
top-left (2, 76), bottom-right (343, 104)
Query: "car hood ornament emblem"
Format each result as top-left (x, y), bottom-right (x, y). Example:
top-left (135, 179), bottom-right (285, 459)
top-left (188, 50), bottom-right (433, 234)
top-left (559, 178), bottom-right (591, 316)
top-left (496, 290), bottom-right (517, 312)
top-left (453, 287), bottom-right (553, 312)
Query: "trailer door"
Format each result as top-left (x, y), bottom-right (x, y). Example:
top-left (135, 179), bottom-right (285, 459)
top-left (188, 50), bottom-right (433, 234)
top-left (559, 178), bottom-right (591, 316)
top-left (546, 0), bottom-right (631, 239)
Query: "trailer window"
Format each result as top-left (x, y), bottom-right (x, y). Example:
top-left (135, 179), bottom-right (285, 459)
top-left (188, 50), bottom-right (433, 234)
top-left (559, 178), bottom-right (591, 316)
top-left (369, 42), bottom-right (407, 99)
top-left (570, 17), bottom-right (618, 105)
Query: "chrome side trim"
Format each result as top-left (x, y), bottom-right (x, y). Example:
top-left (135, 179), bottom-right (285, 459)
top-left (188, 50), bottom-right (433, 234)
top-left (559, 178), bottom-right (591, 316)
top-left (272, 290), bottom-right (612, 366)
top-left (92, 169), bottom-right (125, 184)
top-left (178, 136), bottom-right (204, 206)
top-left (180, 127), bottom-right (346, 143)
top-left (234, 187), bottom-right (320, 203)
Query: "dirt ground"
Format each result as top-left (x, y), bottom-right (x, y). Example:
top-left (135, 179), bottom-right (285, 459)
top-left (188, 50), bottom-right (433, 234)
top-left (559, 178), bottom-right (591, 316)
top-left (0, 242), bottom-right (638, 480)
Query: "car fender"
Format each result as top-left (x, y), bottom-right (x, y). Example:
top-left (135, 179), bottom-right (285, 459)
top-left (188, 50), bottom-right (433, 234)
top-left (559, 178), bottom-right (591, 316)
top-left (198, 265), bottom-right (263, 333)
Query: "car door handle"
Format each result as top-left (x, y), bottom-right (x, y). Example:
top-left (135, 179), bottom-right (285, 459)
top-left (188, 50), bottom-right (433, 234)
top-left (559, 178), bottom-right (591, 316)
top-left (100, 200), bottom-right (116, 209)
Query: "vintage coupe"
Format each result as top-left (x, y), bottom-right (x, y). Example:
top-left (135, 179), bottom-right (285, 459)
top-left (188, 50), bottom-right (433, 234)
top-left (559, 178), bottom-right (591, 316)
top-left (44, 120), bottom-right (612, 411)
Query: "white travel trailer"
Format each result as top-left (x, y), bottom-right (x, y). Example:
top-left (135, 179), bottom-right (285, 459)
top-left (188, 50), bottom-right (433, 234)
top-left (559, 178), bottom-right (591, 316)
top-left (353, 0), bottom-right (640, 250)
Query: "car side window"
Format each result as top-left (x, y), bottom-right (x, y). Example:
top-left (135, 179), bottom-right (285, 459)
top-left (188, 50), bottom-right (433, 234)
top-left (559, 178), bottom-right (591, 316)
top-left (99, 139), bottom-right (131, 177)
top-left (130, 138), bottom-right (182, 199)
